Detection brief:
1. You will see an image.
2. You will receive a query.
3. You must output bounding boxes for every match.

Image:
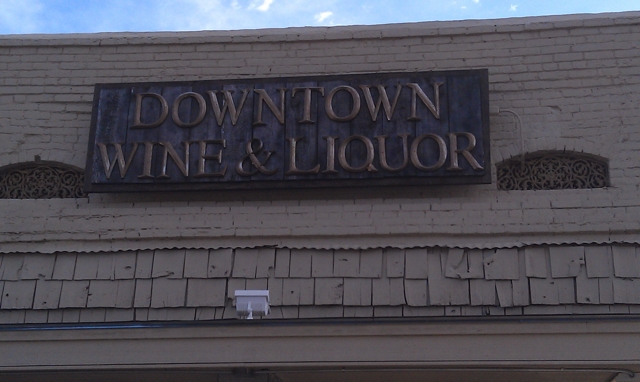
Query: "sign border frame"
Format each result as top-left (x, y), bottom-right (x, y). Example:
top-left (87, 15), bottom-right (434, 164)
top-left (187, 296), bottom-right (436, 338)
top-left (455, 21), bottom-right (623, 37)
top-left (84, 69), bottom-right (491, 193)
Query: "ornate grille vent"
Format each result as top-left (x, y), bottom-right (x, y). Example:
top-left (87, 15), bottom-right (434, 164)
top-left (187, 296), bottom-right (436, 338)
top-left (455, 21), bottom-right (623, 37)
top-left (0, 162), bottom-right (86, 199)
top-left (497, 151), bottom-right (609, 191)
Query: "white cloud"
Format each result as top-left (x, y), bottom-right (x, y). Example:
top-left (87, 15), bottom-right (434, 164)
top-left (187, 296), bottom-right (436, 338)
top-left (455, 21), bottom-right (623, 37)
top-left (510, 4), bottom-right (518, 11)
top-left (315, 11), bottom-right (333, 23)
top-left (472, 0), bottom-right (479, 3)
top-left (256, 0), bottom-right (274, 11)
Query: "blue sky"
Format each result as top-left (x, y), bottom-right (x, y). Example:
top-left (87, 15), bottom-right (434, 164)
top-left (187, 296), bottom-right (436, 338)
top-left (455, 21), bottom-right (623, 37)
top-left (1, 0), bottom-right (639, 35)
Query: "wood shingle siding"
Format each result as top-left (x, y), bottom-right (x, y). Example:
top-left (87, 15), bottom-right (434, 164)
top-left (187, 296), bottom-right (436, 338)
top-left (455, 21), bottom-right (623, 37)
top-left (1, 244), bottom-right (640, 324)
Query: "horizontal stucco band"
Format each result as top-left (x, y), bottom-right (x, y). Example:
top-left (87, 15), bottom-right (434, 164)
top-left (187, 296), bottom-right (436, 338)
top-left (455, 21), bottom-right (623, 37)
top-left (0, 318), bottom-right (638, 371)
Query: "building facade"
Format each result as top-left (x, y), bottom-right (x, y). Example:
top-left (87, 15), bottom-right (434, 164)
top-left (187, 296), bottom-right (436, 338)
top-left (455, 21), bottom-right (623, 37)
top-left (1, 11), bottom-right (640, 382)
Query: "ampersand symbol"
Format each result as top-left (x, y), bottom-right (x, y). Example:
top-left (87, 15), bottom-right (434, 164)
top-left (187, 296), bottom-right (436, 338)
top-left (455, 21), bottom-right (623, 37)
top-left (236, 138), bottom-right (278, 176)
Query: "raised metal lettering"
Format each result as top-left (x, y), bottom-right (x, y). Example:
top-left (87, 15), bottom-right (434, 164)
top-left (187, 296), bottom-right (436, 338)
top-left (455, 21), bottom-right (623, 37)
top-left (172, 92), bottom-right (206, 128)
top-left (285, 137), bottom-right (320, 175)
top-left (207, 90), bottom-right (249, 126)
top-left (138, 142), bottom-right (155, 179)
top-left (407, 82), bottom-right (442, 120)
top-left (158, 141), bottom-right (190, 178)
top-left (325, 86), bottom-right (361, 122)
top-left (322, 136), bottom-right (339, 174)
top-left (131, 93), bottom-right (168, 129)
top-left (97, 142), bottom-right (139, 179)
top-left (236, 139), bottom-right (277, 176)
top-left (375, 134), bottom-right (409, 172)
top-left (410, 134), bottom-right (447, 171)
top-left (338, 135), bottom-right (378, 173)
top-left (292, 87), bottom-right (325, 123)
top-left (195, 140), bottom-right (227, 177)
top-left (447, 132), bottom-right (483, 171)
top-left (360, 84), bottom-right (402, 122)
top-left (254, 88), bottom-right (286, 125)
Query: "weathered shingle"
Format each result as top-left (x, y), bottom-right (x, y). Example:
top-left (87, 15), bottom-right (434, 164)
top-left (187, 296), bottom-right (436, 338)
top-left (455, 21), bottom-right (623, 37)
top-left (95, 253), bottom-right (116, 280)
top-left (483, 248), bottom-right (519, 280)
top-left (133, 279), bottom-right (152, 308)
top-left (576, 266), bottom-right (600, 304)
top-left (208, 248), bottom-right (233, 278)
top-left (80, 309), bottom-right (106, 323)
top-left (150, 278), bottom-right (187, 308)
top-left (359, 249), bottom-right (382, 278)
top-left (612, 246), bottom-right (640, 278)
top-left (470, 279), bottom-right (496, 306)
top-left (405, 248), bottom-right (428, 279)
top-left (268, 277), bottom-right (283, 306)
top-left (311, 249), bottom-right (333, 277)
top-left (52, 253), bottom-right (76, 280)
top-left (373, 278), bottom-right (407, 306)
top-left (315, 278), bottom-right (343, 305)
top-left (115, 280), bottom-right (135, 308)
top-left (186, 279), bottom-right (226, 307)
top-left (428, 250), bottom-right (470, 305)
top-left (106, 308), bottom-right (134, 322)
top-left (0, 311), bottom-right (25, 324)
top-left (530, 279), bottom-right (560, 305)
top-left (512, 250), bottom-right (530, 306)
top-left (525, 247), bottom-right (547, 278)
top-left (274, 248), bottom-right (290, 278)
top-left (25, 310), bottom-right (49, 324)
top-left (246, 278), bottom-right (267, 290)
top-left (404, 279), bottom-right (428, 306)
top-left (183, 249), bottom-right (209, 278)
top-left (256, 248), bottom-right (276, 278)
top-left (549, 246), bottom-right (584, 278)
top-left (1, 281), bottom-right (36, 309)
top-left (232, 248), bottom-right (258, 278)
top-left (584, 246), bottom-right (613, 278)
top-left (152, 249), bottom-right (185, 279)
top-left (598, 278), bottom-right (615, 304)
top-left (299, 306), bottom-right (343, 318)
top-left (21, 254), bottom-right (55, 280)
top-left (0, 255), bottom-right (24, 281)
top-left (385, 248), bottom-right (405, 278)
top-left (445, 248), bottom-right (484, 279)
top-left (613, 278), bottom-right (640, 304)
top-left (227, 278), bottom-right (246, 303)
top-left (33, 280), bottom-right (62, 309)
top-left (59, 280), bottom-right (90, 308)
top-left (343, 278), bottom-right (372, 306)
top-left (74, 254), bottom-right (99, 280)
top-left (113, 252), bottom-right (136, 280)
top-left (281, 278), bottom-right (314, 305)
top-left (495, 280), bottom-right (514, 307)
top-left (87, 280), bottom-right (119, 308)
top-left (289, 249), bottom-right (312, 278)
top-left (334, 250), bottom-right (359, 277)
top-left (135, 250), bottom-right (154, 279)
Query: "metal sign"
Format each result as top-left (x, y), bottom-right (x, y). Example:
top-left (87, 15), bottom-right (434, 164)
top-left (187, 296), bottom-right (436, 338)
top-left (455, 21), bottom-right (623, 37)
top-left (85, 70), bottom-right (490, 192)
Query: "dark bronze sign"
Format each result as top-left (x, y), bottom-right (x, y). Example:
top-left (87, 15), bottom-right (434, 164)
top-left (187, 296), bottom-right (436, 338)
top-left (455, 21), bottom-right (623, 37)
top-left (85, 70), bottom-right (490, 192)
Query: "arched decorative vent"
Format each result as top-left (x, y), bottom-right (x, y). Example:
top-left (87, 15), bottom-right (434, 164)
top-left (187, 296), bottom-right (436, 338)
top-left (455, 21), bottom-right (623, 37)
top-left (497, 151), bottom-right (609, 191)
top-left (0, 162), bottom-right (86, 199)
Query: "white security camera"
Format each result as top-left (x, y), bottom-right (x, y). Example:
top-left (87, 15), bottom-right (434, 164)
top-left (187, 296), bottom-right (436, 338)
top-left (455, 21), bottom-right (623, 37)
top-left (234, 290), bottom-right (270, 319)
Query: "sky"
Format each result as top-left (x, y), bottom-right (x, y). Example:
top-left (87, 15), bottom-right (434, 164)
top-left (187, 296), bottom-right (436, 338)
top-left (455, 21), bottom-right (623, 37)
top-left (0, 0), bottom-right (639, 35)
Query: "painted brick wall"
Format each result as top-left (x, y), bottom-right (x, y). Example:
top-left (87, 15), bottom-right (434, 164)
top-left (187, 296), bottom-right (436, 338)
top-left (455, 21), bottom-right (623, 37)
top-left (1, 12), bottom-right (640, 254)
